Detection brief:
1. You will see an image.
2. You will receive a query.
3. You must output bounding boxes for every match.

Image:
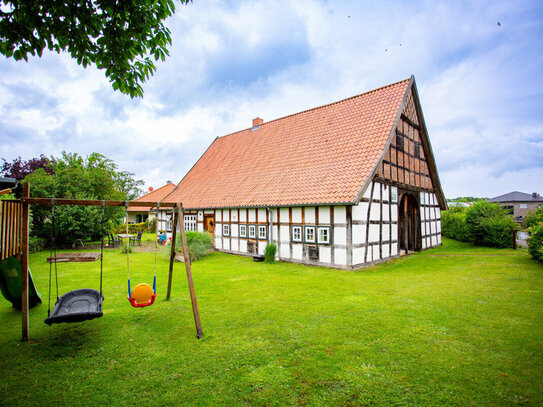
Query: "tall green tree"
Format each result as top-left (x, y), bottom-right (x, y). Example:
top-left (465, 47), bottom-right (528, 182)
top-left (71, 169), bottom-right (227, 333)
top-left (25, 152), bottom-right (143, 245)
top-left (0, 0), bottom-right (191, 97)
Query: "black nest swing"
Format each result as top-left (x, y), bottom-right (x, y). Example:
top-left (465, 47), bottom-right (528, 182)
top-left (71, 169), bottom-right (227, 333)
top-left (44, 200), bottom-right (105, 326)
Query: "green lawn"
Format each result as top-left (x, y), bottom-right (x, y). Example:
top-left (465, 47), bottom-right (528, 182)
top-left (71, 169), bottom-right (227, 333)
top-left (1, 238), bottom-right (542, 406)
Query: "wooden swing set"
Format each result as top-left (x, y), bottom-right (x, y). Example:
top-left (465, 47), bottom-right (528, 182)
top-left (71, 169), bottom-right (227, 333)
top-left (1, 183), bottom-right (203, 341)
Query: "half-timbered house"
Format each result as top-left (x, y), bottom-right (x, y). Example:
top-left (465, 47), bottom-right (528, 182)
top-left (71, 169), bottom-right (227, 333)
top-left (163, 76), bottom-right (447, 269)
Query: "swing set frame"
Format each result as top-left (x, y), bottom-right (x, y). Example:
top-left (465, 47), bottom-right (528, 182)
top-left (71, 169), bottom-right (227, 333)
top-left (2, 182), bottom-right (203, 341)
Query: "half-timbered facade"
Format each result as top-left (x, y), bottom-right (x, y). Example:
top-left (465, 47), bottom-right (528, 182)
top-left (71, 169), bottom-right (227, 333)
top-left (163, 76), bottom-right (446, 269)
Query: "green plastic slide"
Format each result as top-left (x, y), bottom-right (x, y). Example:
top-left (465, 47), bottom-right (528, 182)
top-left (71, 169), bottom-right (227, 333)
top-left (0, 256), bottom-right (42, 310)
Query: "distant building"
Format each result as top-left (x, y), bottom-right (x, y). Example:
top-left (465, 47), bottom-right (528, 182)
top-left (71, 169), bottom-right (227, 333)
top-left (447, 202), bottom-right (474, 208)
top-left (489, 191), bottom-right (543, 221)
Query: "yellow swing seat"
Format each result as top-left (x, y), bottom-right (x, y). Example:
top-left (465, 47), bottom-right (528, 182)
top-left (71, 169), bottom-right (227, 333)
top-left (128, 283), bottom-right (156, 307)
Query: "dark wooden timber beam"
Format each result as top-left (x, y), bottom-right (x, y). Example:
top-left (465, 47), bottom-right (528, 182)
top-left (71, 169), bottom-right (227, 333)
top-left (15, 198), bottom-right (177, 208)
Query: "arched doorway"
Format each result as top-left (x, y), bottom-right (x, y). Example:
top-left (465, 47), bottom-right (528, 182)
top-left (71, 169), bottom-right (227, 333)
top-left (398, 193), bottom-right (421, 254)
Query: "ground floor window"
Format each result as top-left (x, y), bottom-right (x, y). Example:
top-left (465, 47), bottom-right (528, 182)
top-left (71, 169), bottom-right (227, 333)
top-left (318, 226), bottom-right (331, 244)
top-left (304, 226), bottom-right (316, 243)
top-left (248, 225), bottom-right (256, 238)
top-left (239, 224), bottom-right (247, 237)
top-left (258, 225), bottom-right (267, 240)
top-left (292, 225), bottom-right (302, 242)
top-left (136, 214), bottom-right (148, 223)
top-left (223, 224), bottom-right (230, 236)
top-left (184, 215), bottom-right (197, 231)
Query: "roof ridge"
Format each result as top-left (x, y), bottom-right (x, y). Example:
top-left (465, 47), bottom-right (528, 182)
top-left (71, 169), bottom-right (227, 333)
top-left (218, 76), bottom-right (412, 140)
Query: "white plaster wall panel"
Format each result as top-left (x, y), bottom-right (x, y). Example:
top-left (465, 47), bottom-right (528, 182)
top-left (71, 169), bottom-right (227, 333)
top-left (292, 244), bottom-right (303, 260)
top-left (391, 243), bottom-right (398, 256)
top-left (370, 203), bottom-right (381, 221)
top-left (335, 248), bottom-right (347, 265)
top-left (391, 224), bottom-right (398, 241)
top-left (369, 224), bottom-right (380, 243)
top-left (223, 239), bottom-right (231, 251)
top-left (334, 226), bottom-right (347, 246)
top-left (270, 208), bottom-right (277, 222)
top-left (280, 208), bottom-right (289, 223)
top-left (197, 223), bottom-right (204, 232)
top-left (362, 185), bottom-right (372, 199)
top-left (231, 210), bottom-right (238, 222)
top-left (272, 226), bottom-right (278, 242)
top-left (372, 182), bottom-right (381, 201)
top-left (258, 243), bottom-right (266, 255)
top-left (240, 210), bottom-right (247, 222)
top-left (436, 222), bottom-right (441, 233)
top-left (248, 209), bottom-right (256, 222)
top-left (198, 211), bottom-right (203, 221)
top-left (280, 226), bottom-right (290, 241)
top-left (231, 238), bottom-right (239, 252)
top-left (204, 209), bottom-right (214, 214)
top-left (382, 203), bottom-right (390, 221)
top-left (437, 234), bottom-right (442, 245)
top-left (280, 244), bottom-right (290, 259)
top-left (319, 246), bottom-right (331, 264)
top-left (215, 211), bottom-right (222, 222)
top-left (391, 204), bottom-right (398, 222)
top-left (422, 239), bottom-right (427, 249)
top-left (215, 238), bottom-right (222, 250)
top-left (382, 224), bottom-right (390, 240)
top-left (352, 247), bottom-right (364, 265)
top-left (420, 191), bottom-right (425, 205)
top-left (305, 207), bottom-right (315, 224)
top-left (352, 202), bottom-right (367, 221)
top-left (231, 224), bottom-right (238, 237)
top-left (382, 244), bottom-right (390, 258)
top-left (372, 245), bottom-right (380, 260)
top-left (319, 206), bottom-right (330, 224)
top-left (366, 245), bottom-right (373, 262)
top-left (334, 206), bottom-right (347, 224)
top-left (430, 221), bottom-right (435, 235)
top-left (436, 207), bottom-right (441, 219)
top-left (292, 208), bottom-right (302, 223)
top-left (222, 209), bottom-right (230, 222)
top-left (240, 240), bottom-right (247, 253)
top-left (431, 235), bottom-right (437, 246)
top-left (258, 208), bottom-right (266, 222)
top-left (215, 226), bottom-right (221, 237)
top-left (420, 206), bottom-right (426, 221)
top-left (352, 224), bottom-right (366, 245)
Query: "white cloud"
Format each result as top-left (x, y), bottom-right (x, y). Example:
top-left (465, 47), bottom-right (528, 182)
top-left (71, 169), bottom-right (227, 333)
top-left (0, 0), bottom-right (542, 198)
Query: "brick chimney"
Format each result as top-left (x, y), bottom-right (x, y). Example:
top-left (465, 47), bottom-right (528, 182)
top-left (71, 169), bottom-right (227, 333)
top-left (252, 117), bottom-right (263, 128)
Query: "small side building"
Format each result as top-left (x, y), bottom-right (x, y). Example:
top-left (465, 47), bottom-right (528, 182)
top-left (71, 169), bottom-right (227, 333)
top-left (163, 76), bottom-right (447, 269)
top-left (127, 182), bottom-right (176, 225)
top-left (489, 191), bottom-right (543, 221)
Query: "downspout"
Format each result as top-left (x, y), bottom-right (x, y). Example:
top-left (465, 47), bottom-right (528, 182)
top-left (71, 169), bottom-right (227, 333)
top-left (267, 207), bottom-right (273, 243)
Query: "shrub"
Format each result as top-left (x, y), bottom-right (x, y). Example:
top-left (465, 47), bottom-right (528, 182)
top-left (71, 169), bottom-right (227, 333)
top-left (147, 217), bottom-right (157, 232)
top-left (523, 206), bottom-right (543, 229)
top-left (114, 222), bottom-right (147, 234)
top-left (441, 206), bottom-right (470, 242)
top-left (465, 201), bottom-right (517, 248)
top-left (176, 231), bottom-right (213, 261)
top-left (528, 223), bottom-right (543, 262)
top-left (29, 237), bottom-right (47, 253)
top-left (264, 243), bottom-right (277, 263)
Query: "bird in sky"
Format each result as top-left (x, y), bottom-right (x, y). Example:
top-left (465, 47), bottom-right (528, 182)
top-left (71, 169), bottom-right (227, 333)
top-left (497, 21), bottom-right (501, 26)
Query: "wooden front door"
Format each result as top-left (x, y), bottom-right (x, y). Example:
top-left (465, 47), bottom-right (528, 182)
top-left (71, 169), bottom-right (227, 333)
top-left (204, 215), bottom-right (215, 233)
top-left (398, 193), bottom-right (421, 254)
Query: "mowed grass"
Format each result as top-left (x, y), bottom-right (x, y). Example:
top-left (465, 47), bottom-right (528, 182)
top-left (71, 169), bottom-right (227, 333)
top-left (0, 238), bottom-right (542, 406)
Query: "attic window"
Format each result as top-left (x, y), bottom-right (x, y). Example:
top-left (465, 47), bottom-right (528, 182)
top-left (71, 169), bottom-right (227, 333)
top-left (396, 133), bottom-right (404, 152)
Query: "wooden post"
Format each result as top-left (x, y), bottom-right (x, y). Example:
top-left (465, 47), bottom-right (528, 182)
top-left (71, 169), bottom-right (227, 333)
top-left (512, 229), bottom-right (517, 250)
top-left (177, 203), bottom-right (203, 339)
top-left (21, 183), bottom-right (30, 342)
top-left (166, 208), bottom-right (179, 300)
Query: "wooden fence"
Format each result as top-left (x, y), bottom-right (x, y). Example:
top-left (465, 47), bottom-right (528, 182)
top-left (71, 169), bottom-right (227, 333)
top-left (0, 200), bottom-right (23, 260)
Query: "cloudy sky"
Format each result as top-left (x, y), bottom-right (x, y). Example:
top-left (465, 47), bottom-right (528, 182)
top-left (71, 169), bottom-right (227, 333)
top-left (1, 0), bottom-right (542, 199)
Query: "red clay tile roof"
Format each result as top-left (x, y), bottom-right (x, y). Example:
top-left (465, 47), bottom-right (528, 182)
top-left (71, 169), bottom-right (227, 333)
top-left (164, 78), bottom-right (411, 209)
top-left (128, 182), bottom-right (177, 212)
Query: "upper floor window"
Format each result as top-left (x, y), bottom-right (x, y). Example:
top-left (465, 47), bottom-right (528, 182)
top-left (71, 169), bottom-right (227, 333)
top-left (292, 225), bottom-right (302, 242)
top-left (317, 227), bottom-right (331, 244)
top-left (305, 226), bottom-right (316, 243)
top-left (248, 225), bottom-right (256, 239)
top-left (239, 224), bottom-right (247, 238)
top-left (222, 224), bottom-right (230, 236)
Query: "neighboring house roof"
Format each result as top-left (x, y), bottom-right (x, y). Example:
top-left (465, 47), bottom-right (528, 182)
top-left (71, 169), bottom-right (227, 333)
top-left (489, 191), bottom-right (543, 203)
top-left (164, 76), bottom-right (445, 209)
top-left (128, 182), bottom-right (177, 212)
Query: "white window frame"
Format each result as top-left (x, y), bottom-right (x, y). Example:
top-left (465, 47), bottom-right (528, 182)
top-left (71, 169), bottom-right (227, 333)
top-left (391, 187), bottom-right (398, 204)
top-left (317, 226), bottom-right (331, 244)
top-left (184, 214), bottom-right (197, 231)
top-left (519, 203), bottom-right (528, 209)
top-left (292, 225), bottom-right (302, 242)
top-left (166, 213), bottom-right (172, 232)
top-left (222, 224), bottom-right (230, 236)
top-left (258, 225), bottom-right (267, 240)
top-left (248, 225), bottom-right (256, 239)
top-left (239, 224), bottom-right (247, 238)
top-left (304, 226), bottom-right (316, 243)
